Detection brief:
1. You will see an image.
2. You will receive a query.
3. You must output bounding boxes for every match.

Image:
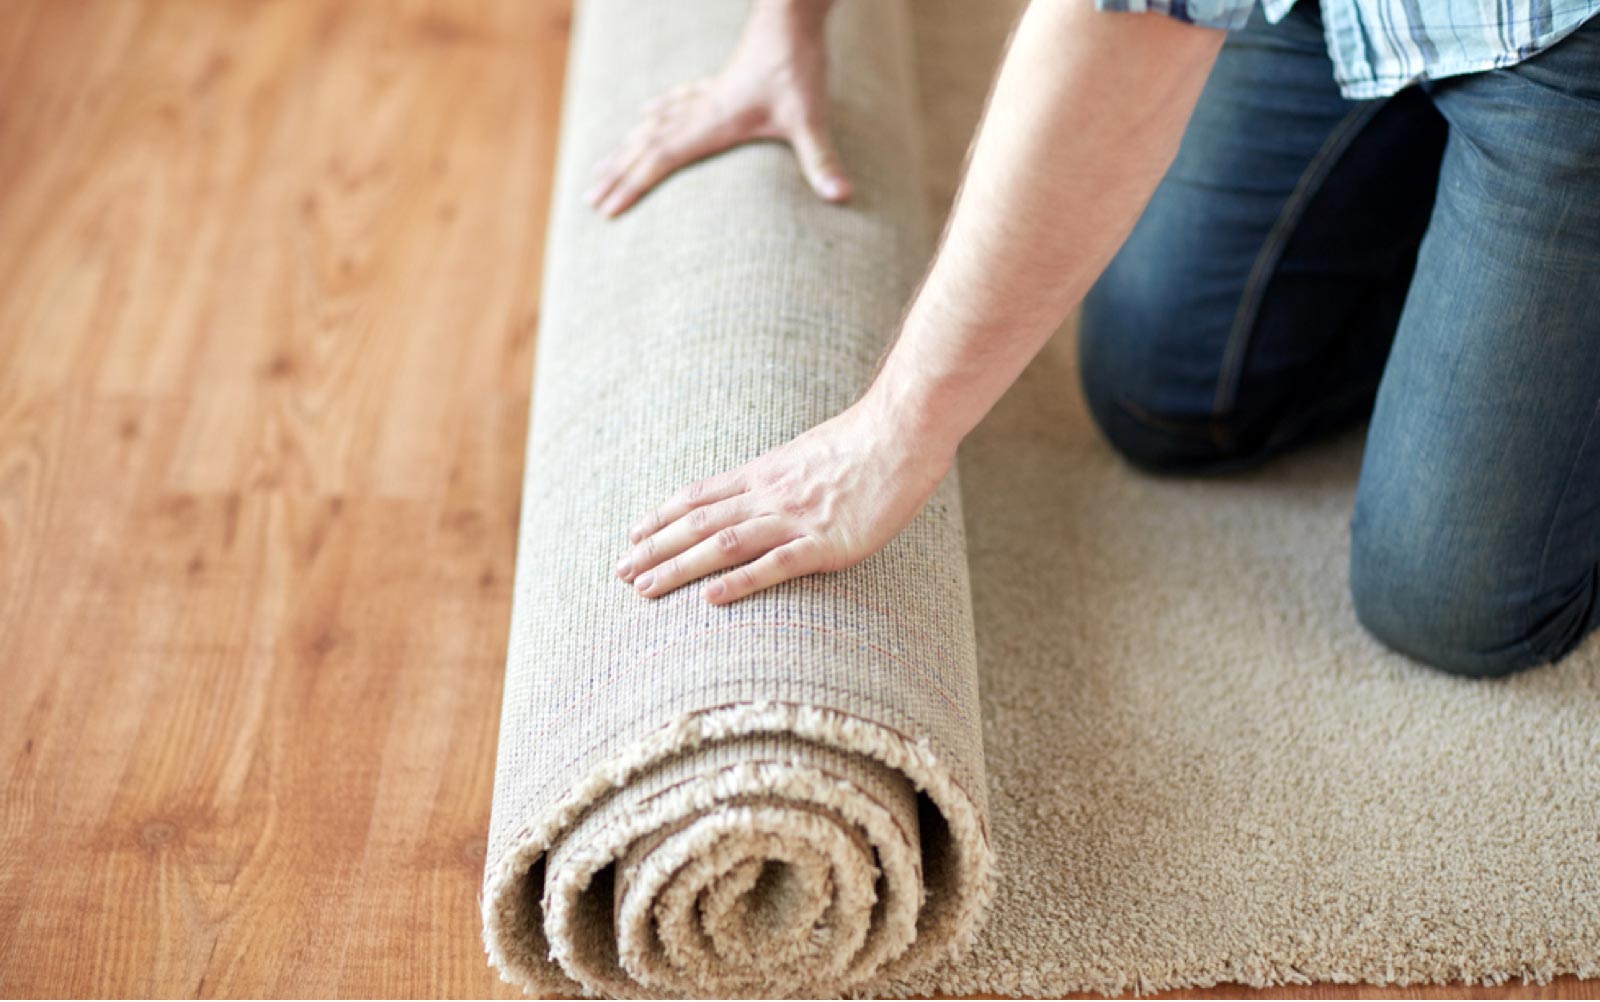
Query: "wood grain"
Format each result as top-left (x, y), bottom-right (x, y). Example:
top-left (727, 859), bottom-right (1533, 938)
top-left (0, 0), bottom-right (1589, 998)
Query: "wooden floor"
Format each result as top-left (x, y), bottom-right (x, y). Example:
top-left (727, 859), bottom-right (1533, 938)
top-left (0, 1), bottom-right (1590, 998)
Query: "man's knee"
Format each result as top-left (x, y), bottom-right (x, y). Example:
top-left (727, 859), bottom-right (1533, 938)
top-left (1078, 300), bottom-right (1261, 476)
top-left (1349, 508), bottom-right (1598, 678)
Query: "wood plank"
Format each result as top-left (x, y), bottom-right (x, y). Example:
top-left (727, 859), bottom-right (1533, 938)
top-left (0, 0), bottom-right (1587, 997)
top-left (0, 0), bottom-right (555, 995)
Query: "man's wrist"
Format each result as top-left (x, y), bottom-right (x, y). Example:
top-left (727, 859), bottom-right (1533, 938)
top-left (860, 354), bottom-right (970, 463)
top-left (754, 0), bottom-right (834, 32)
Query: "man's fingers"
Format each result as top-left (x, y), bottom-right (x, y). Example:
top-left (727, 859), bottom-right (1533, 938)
top-left (597, 152), bottom-right (665, 216)
top-left (789, 121), bottom-right (851, 202)
top-left (628, 476), bottom-right (744, 544)
top-left (703, 536), bottom-right (824, 605)
top-left (585, 112), bottom-right (672, 206)
top-left (643, 82), bottom-right (695, 115)
top-left (594, 103), bottom-right (732, 217)
top-left (588, 87), bottom-right (699, 197)
top-left (617, 494), bottom-right (749, 582)
top-left (584, 140), bottom-right (645, 208)
top-left (633, 516), bottom-right (790, 598)
top-left (588, 128), bottom-right (644, 183)
top-left (598, 138), bottom-right (709, 217)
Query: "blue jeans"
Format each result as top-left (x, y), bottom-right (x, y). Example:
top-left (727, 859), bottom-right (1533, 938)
top-left (1079, 1), bottom-right (1600, 677)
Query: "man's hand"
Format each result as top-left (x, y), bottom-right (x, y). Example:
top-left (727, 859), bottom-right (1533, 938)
top-left (585, 0), bottom-right (849, 217)
top-left (615, 395), bottom-right (951, 604)
top-left (609, 0), bottom-right (1223, 604)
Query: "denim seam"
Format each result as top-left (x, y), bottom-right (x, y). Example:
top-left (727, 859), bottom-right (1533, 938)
top-left (1211, 99), bottom-right (1389, 418)
top-left (1524, 393), bottom-right (1600, 663)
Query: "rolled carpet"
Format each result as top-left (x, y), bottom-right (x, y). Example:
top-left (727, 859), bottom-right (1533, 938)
top-left (480, 0), bottom-right (991, 996)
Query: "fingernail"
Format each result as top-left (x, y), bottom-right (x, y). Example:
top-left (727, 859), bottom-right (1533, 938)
top-left (634, 571), bottom-right (654, 593)
top-left (628, 526), bottom-right (642, 543)
top-left (704, 579), bottom-right (724, 602)
top-left (822, 177), bottom-right (844, 199)
top-left (614, 557), bottom-right (631, 579)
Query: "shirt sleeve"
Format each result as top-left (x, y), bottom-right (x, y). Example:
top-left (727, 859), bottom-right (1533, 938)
top-left (1093, 0), bottom-right (1256, 30)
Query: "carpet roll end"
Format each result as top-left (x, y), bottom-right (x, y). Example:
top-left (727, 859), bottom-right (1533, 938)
top-left (482, 702), bottom-right (993, 998)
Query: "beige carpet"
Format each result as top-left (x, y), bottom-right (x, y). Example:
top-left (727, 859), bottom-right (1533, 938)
top-left (948, 329), bottom-right (1600, 997)
top-left (483, 0), bottom-right (1600, 996)
top-left (918, 2), bottom-right (1600, 994)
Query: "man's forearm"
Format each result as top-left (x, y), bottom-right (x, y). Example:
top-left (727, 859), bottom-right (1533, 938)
top-left (867, 0), bottom-right (1224, 453)
top-left (757, 0), bottom-right (835, 33)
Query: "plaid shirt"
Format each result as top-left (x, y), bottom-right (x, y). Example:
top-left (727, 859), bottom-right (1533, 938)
top-left (1097, 0), bottom-right (1600, 97)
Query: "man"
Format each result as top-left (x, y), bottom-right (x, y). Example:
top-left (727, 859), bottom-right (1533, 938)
top-left (594, 0), bottom-right (1600, 677)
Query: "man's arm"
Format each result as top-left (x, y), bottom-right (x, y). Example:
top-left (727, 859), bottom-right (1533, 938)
top-left (617, 0), bottom-right (1225, 603)
top-left (871, 0), bottom-right (1224, 454)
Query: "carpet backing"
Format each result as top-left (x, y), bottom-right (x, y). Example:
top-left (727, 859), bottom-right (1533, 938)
top-left (484, 0), bottom-right (1600, 996)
